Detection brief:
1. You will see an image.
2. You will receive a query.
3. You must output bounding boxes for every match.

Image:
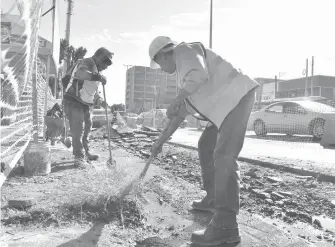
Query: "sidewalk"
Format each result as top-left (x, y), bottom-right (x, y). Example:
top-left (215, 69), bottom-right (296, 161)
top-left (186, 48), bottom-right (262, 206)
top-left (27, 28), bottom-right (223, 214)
top-left (1, 142), bottom-right (313, 247)
top-left (169, 129), bottom-right (335, 182)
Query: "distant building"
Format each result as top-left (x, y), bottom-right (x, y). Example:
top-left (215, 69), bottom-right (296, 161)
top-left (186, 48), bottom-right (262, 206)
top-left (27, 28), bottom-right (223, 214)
top-left (125, 66), bottom-right (178, 112)
top-left (277, 75), bottom-right (335, 100)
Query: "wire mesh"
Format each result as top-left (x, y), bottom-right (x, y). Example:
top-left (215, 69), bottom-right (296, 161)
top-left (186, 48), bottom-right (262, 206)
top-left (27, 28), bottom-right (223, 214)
top-left (0, 0), bottom-right (57, 186)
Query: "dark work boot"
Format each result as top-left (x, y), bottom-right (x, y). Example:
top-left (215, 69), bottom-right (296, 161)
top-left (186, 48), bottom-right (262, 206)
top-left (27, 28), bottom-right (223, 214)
top-left (86, 152), bottom-right (99, 161)
top-left (191, 194), bottom-right (215, 213)
top-left (191, 223), bottom-right (241, 246)
top-left (74, 157), bottom-right (90, 169)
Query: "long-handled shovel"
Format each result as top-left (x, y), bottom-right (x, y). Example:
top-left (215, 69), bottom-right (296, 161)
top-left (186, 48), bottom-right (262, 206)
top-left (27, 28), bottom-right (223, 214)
top-left (102, 84), bottom-right (115, 166)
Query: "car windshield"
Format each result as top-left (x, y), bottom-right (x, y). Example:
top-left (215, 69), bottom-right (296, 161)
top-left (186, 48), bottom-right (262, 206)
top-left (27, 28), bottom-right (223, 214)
top-left (297, 101), bottom-right (335, 113)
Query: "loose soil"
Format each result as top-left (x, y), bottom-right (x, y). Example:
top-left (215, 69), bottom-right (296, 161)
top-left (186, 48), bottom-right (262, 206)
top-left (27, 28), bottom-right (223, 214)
top-left (1, 128), bottom-right (335, 246)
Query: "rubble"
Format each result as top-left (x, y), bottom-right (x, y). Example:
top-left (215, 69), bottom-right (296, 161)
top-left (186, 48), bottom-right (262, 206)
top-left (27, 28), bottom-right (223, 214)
top-left (245, 168), bottom-right (260, 178)
top-left (134, 130), bottom-right (160, 137)
top-left (295, 175), bottom-right (314, 180)
top-left (88, 127), bottom-right (335, 244)
top-left (278, 191), bottom-right (293, 197)
top-left (8, 197), bottom-right (36, 210)
top-left (267, 176), bottom-right (283, 183)
top-left (141, 126), bottom-right (160, 132)
top-left (271, 192), bottom-right (286, 200)
top-left (140, 150), bottom-right (150, 158)
top-left (250, 189), bottom-right (271, 199)
top-left (313, 219), bottom-right (323, 228)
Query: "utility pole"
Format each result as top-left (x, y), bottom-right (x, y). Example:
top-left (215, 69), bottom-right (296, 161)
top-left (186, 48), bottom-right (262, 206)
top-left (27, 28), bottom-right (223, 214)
top-left (209, 0), bottom-right (213, 49)
top-left (42, 0), bottom-right (56, 140)
top-left (311, 56), bottom-right (314, 96)
top-left (52, 0), bottom-right (57, 98)
top-left (304, 58), bottom-right (309, 97)
top-left (274, 75), bottom-right (278, 99)
top-left (64, 0), bottom-right (74, 72)
top-left (123, 64), bottom-right (133, 112)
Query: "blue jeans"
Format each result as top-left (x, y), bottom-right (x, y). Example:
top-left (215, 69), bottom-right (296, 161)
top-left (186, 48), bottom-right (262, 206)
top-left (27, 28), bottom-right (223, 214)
top-left (63, 99), bottom-right (92, 159)
top-left (197, 88), bottom-right (256, 228)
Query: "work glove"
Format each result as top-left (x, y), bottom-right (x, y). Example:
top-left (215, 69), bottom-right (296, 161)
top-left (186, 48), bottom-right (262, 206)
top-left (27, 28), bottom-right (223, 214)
top-left (101, 100), bottom-right (108, 109)
top-left (151, 141), bottom-right (163, 157)
top-left (92, 73), bottom-right (107, 85)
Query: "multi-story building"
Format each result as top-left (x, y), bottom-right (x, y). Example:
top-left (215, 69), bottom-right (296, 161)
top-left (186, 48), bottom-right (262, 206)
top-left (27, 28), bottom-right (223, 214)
top-left (125, 66), bottom-right (178, 112)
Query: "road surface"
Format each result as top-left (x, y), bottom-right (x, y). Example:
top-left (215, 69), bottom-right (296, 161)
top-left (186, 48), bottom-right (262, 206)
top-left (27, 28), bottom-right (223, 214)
top-left (170, 128), bottom-right (335, 176)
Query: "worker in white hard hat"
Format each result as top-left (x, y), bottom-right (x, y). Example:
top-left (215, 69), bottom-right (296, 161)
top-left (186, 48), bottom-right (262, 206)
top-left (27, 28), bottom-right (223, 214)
top-left (148, 36), bottom-right (259, 246)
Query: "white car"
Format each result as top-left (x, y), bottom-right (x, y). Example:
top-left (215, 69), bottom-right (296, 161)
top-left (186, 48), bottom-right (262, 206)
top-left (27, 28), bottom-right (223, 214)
top-left (247, 100), bottom-right (335, 139)
top-left (92, 108), bottom-right (113, 128)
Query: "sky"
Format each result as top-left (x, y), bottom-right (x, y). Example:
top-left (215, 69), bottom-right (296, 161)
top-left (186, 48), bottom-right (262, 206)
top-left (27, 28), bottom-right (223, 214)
top-left (2, 0), bottom-right (335, 105)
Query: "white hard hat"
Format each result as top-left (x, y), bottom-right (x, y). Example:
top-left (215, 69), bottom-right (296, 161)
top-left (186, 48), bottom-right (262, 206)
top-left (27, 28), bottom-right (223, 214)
top-left (149, 36), bottom-right (177, 69)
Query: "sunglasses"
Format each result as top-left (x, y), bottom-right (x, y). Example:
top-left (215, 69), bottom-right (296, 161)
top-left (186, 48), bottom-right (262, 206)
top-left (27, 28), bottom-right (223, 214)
top-left (103, 58), bottom-right (112, 66)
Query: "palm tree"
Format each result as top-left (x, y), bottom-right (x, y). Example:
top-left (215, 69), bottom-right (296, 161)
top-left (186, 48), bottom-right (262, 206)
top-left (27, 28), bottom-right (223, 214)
top-left (59, 39), bottom-right (87, 68)
top-left (71, 46), bottom-right (87, 67)
top-left (59, 39), bottom-right (69, 64)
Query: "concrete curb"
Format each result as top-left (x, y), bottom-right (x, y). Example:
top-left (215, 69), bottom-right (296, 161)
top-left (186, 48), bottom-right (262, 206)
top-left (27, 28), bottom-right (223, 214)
top-left (167, 141), bottom-right (335, 184)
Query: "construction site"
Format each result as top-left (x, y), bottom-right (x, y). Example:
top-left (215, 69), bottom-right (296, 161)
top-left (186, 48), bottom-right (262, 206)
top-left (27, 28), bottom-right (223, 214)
top-left (1, 0), bottom-right (335, 247)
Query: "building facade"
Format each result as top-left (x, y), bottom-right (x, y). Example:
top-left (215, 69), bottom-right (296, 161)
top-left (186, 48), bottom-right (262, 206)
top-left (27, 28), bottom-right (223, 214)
top-left (125, 66), bottom-right (178, 112)
top-left (277, 75), bottom-right (335, 100)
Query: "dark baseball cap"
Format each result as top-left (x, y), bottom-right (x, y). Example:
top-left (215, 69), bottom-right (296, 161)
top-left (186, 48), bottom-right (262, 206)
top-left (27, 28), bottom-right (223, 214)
top-left (95, 47), bottom-right (114, 65)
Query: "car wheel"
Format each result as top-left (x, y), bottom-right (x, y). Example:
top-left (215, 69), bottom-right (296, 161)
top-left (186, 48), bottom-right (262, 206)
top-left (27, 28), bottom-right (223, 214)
top-left (312, 119), bottom-right (325, 140)
top-left (254, 120), bottom-right (267, 136)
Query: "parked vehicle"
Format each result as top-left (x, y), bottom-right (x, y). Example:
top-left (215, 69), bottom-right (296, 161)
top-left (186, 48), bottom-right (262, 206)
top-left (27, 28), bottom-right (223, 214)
top-left (247, 100), bottom-right (335, 140)
top-left (137, 109), bottom-right (188, 128)
top-left (92, 108), bottom-right (114, 128)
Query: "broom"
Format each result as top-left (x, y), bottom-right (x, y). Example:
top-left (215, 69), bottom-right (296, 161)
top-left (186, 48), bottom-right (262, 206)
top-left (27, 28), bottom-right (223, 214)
top-left (139, 118), bottom-right (171, 179)
top-left (114, 118), bottom-right (172, 200)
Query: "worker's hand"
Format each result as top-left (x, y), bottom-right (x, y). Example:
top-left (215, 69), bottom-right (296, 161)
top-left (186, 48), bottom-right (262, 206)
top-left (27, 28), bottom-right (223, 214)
top-left (92, 73), bottom-right (107, 85)
top-left (99, 74), bottom-right (107, 85)
top-left (151, 141), bottom-right (163, 157)
top-left (101, 100), bottom-right (108, 109)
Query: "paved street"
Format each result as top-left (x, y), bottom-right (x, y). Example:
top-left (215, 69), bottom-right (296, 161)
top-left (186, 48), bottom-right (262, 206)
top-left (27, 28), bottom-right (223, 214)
top-left (170, 128), bottom-right (335, 176)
